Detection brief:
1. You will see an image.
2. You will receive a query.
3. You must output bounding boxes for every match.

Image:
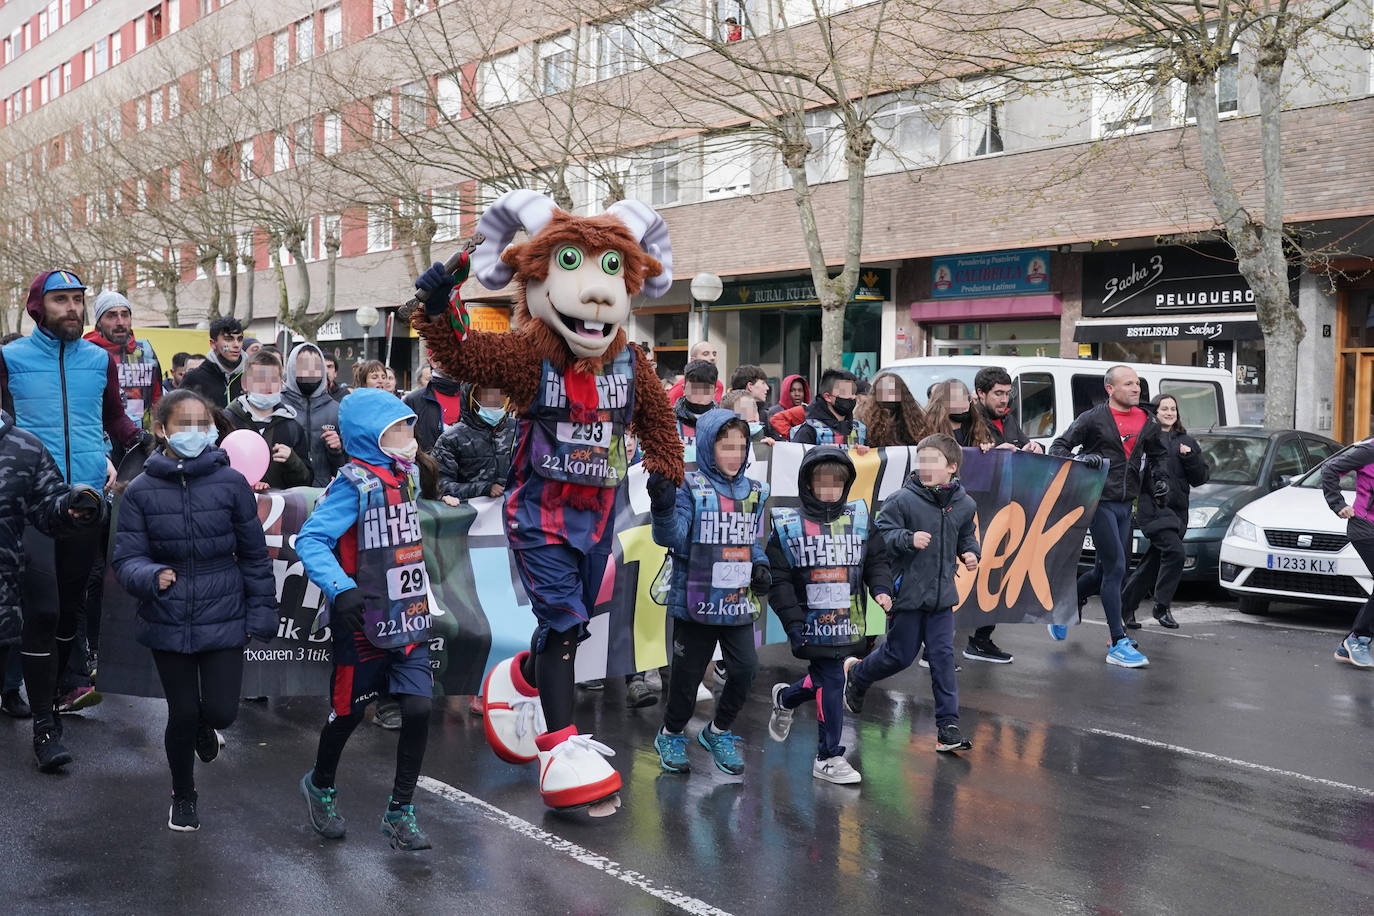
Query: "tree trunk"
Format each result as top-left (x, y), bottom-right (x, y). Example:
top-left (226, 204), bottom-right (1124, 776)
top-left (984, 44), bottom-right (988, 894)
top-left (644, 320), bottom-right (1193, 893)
top-left (225, 251), bottom-right (239, 320)
top-left (159, 281), bottom-right (180, 328)
top-left (242, 255), bottom-right (256, 324)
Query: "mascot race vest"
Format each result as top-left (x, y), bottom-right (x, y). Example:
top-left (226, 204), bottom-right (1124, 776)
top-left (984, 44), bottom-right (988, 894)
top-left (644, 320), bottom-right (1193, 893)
top-left (115, 338), bottom-right (160, 429)
top-left (771, 501), bottom-right (868, 647)
top-left (684, 473), bottom-right (765, 625)
top-left (793, 417), bottom-right (867, 448)
top-left (338, 464), bottom-right (432, 649)
top-left (526, 349), bottom-right (634, 488)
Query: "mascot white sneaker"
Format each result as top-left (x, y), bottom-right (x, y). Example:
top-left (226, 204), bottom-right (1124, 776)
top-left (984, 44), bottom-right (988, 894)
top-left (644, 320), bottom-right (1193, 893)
top-left (535, 726), bottom-right (622, 812)
top-left (481, 652), bottom-right (544, 764)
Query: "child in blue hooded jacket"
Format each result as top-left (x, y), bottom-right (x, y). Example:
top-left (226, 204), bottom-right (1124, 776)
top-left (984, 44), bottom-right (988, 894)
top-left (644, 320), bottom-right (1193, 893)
top-left (294, 388), bottom-right (435, 852)
top-left (649, 409), bottom-right (770, 776)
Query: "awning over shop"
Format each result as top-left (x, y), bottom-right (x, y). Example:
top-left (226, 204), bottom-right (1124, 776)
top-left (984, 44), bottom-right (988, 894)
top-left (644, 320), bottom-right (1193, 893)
top-left (911, 294), bottom-right (1061, 323)
top-left (1073, 315), bottom-right (1261, 342)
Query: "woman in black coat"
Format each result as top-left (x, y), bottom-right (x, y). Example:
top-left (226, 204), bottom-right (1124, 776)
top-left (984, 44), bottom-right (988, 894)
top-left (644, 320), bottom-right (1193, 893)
top-left (1123, 394), bottom-right (1209, 629)
top-left (112, 390), bottom-right (278, 831)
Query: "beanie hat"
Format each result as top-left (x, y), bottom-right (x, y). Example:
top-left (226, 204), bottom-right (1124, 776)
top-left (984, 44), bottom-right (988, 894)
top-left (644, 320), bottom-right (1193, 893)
top-left (92, 289), bottom-right (132, 325)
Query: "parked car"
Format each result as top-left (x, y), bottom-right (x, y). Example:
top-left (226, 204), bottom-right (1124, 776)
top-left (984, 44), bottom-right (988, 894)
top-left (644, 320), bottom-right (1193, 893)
top-left (1218, 442), bottom-right (1367, 613)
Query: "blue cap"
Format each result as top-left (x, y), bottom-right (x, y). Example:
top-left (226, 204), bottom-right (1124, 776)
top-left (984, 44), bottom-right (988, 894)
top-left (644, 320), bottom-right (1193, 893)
top-left (42, 270), bottom-right (85, 293)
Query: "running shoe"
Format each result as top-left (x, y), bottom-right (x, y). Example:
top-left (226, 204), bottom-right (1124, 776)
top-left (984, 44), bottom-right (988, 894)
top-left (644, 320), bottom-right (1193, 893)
top-left (654, 729), bottom-right (691, 773)
top-left (963, 635), bottom-right (1013, 664)
top-left (372, 698), bottom-right (402, 730)
top-left (625, 677), bottom-right (658, 709)
top-left (918, 651), bottom-right (961, 672)
top-left (300, 770), bottom-right (346, 839)
top-left (813, 756), bottom-right (862, 784)
top-left (168, 793), bottom-right (199, 832)
top-left (1048, 624), bottom-right (1068, 641)
top-left (1337, 634), bottom-right (1373, 668)
top-left (767, 683), bottom-right (794, 743)
top-left (710, 660), bottom-right (728, 686)
top-left (936, 724), bottom-right (973, 752)
top-left (55, 685), bottom-right (102, 714)
top-left (1, 688), bottom-right (30, 719)
top-left (33, 714), bottom-right (72, 772)
top-left (195, 723), bottom-right (225, 763)
top-left (1106, 637), bottom-right (1149, 668)
top-left (842, 656), bottom-right (865, 715)
top-left (381, 802), bottom-right (432, 851)
top-left (575, 679), bottom-right (606, 690)
top-left (697, 724), bottom-right (744, 775)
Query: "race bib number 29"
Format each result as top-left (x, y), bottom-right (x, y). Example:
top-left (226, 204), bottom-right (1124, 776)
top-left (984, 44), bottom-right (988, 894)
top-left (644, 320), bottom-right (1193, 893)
top-left (386, 563), bottom-right (429, 601)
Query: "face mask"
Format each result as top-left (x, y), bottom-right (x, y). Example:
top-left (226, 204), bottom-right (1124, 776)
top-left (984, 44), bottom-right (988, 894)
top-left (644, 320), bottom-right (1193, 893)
top-left (831, 397), bottom-right (856, 418)
top-left (685, 400), bottom-right (713, 415)
top-left (430, 375), bottom-right (463, 397)
top-left (295, 376), bottom-right (322, 396)
top-left (169, 429), bottom-right (216, 459)
top-left (748, 421), bottom-right (764, 438)
top-left (246, 391), bottom-right (281, 410)
top-left (382, 441), bottom-right (419, 465)
top-left (477, 405), bottom-right (506, 426)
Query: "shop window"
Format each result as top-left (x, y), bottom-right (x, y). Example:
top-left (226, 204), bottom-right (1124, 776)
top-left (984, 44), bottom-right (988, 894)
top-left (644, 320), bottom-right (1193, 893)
top-left (1160, 379), bottom-right (1222, 428)
top-left (1017, 372), bottom-right (1056, 439)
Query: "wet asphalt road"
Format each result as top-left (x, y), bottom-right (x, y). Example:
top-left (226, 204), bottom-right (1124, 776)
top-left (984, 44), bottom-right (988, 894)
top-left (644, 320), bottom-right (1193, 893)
top-left (3, 589), bottom-right (1373, 915)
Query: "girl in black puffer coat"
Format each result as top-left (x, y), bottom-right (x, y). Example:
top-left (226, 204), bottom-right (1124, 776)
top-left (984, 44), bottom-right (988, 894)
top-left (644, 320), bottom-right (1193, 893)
top-left (112, 389), bottom-right (278, 832)
top-left (1123, 394), bottom-right (1210, 630)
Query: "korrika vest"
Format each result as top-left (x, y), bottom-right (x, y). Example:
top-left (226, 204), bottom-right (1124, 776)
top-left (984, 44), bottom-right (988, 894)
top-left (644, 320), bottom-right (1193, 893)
top-left (771, 501), bottom-right (869, 647)
top-left (525, 349), bottom-right (634, 488)
top-left (115, 338), bottom-right (160, 429)
top-left (684, 472), bottom-right (766, 625)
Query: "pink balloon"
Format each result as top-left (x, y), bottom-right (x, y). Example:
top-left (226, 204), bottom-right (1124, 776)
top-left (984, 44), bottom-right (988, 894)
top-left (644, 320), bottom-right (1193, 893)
top-left (221, 429), bottom-right (271, 485)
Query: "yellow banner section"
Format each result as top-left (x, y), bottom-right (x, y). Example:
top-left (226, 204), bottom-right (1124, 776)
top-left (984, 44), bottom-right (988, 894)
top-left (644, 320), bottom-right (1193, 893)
top-left (83, 327), bottom-right (212, 379)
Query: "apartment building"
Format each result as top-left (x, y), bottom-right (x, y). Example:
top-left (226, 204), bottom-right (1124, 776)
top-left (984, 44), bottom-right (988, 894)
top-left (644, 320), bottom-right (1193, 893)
top-left (2, 0), bottom-right (1372, 433)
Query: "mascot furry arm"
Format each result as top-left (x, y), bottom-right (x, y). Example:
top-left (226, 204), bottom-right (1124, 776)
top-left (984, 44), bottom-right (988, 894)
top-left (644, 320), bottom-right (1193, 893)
top-left (407, 190), bottom-right (684, 486)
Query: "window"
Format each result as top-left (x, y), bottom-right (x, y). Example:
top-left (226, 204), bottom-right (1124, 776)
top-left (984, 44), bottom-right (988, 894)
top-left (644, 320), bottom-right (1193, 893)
top-left (40, 78), bottom-right (49, 107)
top-left (239, 45), bottom-right (255, 88)
top-left (136, 14), bottom-right (148, 52)
top-left (82, 47), bottom-right (90, 75)
top-left (217, 55), bottom-right (232, 97)
top-left (294, 119), bottom-right (313, 164)
top-left (39, 8), bottom-right (49, 42)
top-left (148, 6), bottom-right (163, 40)
top-left (1159, 379), bottom-right (1223, 428)
top-left (296, 16), bottom-right (314, 62)
top-left (48, 68), bottom-right (61, 101)
top-left (1302, 436), bottom-right (1338, 467)
top-left (540, 34), bottom-right (573, 95)
top-left (1183, 54), bottom-right (1240, 121)
top-left (61, 62), bottom-right (71, 94)
top-left (323, 111), bottom-right (341, 155)
top-left (323, 5), bottom-right (342, 50)
top-left (167, 83), bottom-right (179, 118)
top-left (1271, 438), bottom-right (1305, 486)
top-left (136, 96), bottom-right (148, 130)
top-left (803, 111), bottom-right (841, 185)
top-left (373, 0), bottom-right (394, 31)
top-left (399, 80), bottom-right (426, 133)
top-left (1093, 50), bottom-right (1157, 137)
top-left (94, 37), bottom-right (107, 74)
top-left (1017, 372), bottom-right (1056, 440)
top-left (169, 166), bottom-right (180, 201)
top-left (373, 95), bottom-right (393, 138)
top-left (150, 87), bottom-right (162, 124)
top-left (200, 67), bottom-right (213, 103)
top-left (436, 73), bottom-right (462, 119)
top-left (966, 101), bottom-right (1004, 157)
top-left (274, 30), bottom-right (289, 72)
top-left (239, 139), bottom-right (254, 179)
top-left (61, 0), bottom-right (71, 26)
top-left (871, 99), bottom-right (941, 171)
top-left (367, 206), bottom-right (392, 251)
top-left (169, 1), bottom-right (179, 34)
top-left (478, 50), bottom-right (522, 108)
top-left (702, 138), bottom-right (752, 199)
top-left (322, 213), bottom-right (341, 255)
top-left (596, 20), bottom-right (632, 79)
top-left (273, 132), bottom-right (291, 172)
top-left (111, 31), bottom-right (121, 65)
top-left (642, 145), bottom-right (679, 206)
top-left (432, 189), bottom-right (462, 241)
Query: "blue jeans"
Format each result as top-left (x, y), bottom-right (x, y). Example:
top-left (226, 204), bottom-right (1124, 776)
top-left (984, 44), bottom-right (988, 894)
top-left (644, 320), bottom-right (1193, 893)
top-left (1077, 500), bottom-right (1132, 644)
top-left (850, 608), bottom-right (959, 727)
top-left (779, 657), bottom-right (846, 759)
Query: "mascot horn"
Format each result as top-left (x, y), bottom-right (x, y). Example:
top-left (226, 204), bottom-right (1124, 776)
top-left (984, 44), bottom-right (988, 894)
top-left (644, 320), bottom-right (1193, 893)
top-left (406, 191), bottom-right (684, 814)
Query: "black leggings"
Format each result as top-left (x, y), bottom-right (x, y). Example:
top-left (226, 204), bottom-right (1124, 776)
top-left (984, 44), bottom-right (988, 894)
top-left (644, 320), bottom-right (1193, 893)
top-left (312, 693), bottom-right (431, 806)
top-left (662, 619), bottom-right (757, 734)
top-left (21, 530), bottom-right (100, 717)
top-left (151, 647), bottom-right (244, 797)
top-left (520, 628), bottom-right (579, 734)
top-left (1345, 520), bottom-right (1374, 638)
top-left (1122, 524), bottom-right (1186, 614)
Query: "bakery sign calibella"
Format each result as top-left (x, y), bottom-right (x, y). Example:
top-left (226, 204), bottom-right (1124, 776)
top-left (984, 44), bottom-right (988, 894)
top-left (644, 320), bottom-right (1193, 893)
top-left (1082, 246), bottom-right (1257, 318)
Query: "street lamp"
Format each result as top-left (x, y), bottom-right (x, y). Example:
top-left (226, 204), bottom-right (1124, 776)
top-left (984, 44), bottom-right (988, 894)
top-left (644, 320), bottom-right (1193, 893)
top-left (356, 304), bottom-right (380, 361)
top-left (690, 271), bottom-right (723, 344)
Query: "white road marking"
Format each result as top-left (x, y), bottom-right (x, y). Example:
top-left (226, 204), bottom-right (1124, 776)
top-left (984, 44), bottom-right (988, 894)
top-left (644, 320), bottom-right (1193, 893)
top-left (417, 776), bottom-right (735, 916)
top-left (1086, 729), bottom-right (1374, 799)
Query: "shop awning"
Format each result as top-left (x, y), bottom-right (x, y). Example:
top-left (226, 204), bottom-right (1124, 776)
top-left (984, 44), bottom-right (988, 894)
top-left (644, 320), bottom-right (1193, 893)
top-left (1073, 315), bottom-right (1262, 342)
top-left (911, 294), bottom-right (1061, 322)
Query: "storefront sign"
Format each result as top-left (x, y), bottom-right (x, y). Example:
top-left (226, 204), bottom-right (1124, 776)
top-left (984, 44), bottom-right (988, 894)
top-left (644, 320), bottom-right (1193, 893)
top-left (718, 268), bottom-right (890, 308)
top-left (1083, 246), bottom-right (1261, 317)
top-left (1073, 318), bottom-right (1262, 342)
top-left (468, 306), bottom-right (512, 333)
top-left (931, 249), bottom-right (1051, 299)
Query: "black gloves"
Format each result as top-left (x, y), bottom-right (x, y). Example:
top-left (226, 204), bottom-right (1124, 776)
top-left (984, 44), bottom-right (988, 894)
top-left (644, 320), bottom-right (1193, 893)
top-left (332, 589), bottom-right (366, 634)
top-left (786, 627), bottom-right (806, 651)
top-left (415, 261), bottom-right (458, 316)
top-left (1073, 453), bottom-right (1103, 469)
top-left (64, 485), bottom-right (104, 524)
top-left (647, 472), bottom-right (677, 514)
top-left (132, 429), bottom-right (156, 454)
top-left (1153, 479), bottom-right (1170, 501)
top-left (750, 562), bottom-right (771, 596)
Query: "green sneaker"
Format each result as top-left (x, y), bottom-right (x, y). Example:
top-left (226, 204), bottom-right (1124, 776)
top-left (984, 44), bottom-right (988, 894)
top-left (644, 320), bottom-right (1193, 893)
top-left (696, 723), bottom-right (744, 775)
top-left (381, 801), bottom-right (432, 851)
top-left (300, 771), bottom-right (346, 839)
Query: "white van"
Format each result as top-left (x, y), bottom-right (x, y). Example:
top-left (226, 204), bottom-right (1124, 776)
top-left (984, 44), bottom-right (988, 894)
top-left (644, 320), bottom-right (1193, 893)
top-left (882, 356), bottom-right (1241, 447)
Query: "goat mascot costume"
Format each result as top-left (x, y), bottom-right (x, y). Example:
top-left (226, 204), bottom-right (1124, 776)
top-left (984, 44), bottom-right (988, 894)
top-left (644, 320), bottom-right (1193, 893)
top-left (408, 190), bottom-right (685, 812)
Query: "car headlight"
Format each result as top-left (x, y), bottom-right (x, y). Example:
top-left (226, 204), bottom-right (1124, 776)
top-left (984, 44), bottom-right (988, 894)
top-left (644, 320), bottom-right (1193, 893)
top-left (1227, 515), bottom-right (1260, 543)
top-left (1187, 506), bottom-right (1221, 529)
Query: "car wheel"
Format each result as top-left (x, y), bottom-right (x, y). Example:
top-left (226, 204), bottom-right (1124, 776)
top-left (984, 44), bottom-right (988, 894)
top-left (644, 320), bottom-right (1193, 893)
top-left (1238, 595), bottom-right (1269, 615)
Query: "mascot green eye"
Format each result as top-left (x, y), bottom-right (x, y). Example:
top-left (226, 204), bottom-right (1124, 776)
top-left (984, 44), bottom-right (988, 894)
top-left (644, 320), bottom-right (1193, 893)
top-left (600, 252), bottom-right (623, 275)
top-left (557, 246), bottom-right (583, 270)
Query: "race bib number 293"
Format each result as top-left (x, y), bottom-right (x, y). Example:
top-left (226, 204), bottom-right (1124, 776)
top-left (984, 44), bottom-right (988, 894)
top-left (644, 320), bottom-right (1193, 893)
top-left (556, 421), bottom-right (613, 448)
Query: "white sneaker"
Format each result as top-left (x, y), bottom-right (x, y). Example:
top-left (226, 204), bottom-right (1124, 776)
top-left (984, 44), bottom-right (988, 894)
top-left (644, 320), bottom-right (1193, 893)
top-left (768, 683), bottom-right (793, 743)
top-left (537, 731), bottom-right (622, 809)
top-left (696, 681), bottom-right (713, 704)
top-left (482, 653), bottom-right (545, 764)
top-left (813, 756), bottom-right (862, 785)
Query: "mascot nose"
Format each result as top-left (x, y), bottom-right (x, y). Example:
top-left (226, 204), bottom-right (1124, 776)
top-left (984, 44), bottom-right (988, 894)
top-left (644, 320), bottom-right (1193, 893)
top-left (580, 286), bottom-right (616, 309)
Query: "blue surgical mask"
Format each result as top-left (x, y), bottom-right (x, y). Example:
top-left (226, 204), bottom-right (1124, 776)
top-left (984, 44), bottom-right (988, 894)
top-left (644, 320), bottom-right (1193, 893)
top-left (748, 421), bottom-right (764, 438)
top-left (169, 429), bottom-right (217, 458)
top-left (246, 391), bottom-right (281, 410)
top-left (477, 405), bottom-right (506, 426)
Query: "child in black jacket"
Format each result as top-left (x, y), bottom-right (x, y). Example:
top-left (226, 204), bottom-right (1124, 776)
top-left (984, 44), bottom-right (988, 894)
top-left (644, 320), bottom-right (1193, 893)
top-left (843, 434), bottom-right (980, 753)
top-left (766, 446), bottom-right (892, 784)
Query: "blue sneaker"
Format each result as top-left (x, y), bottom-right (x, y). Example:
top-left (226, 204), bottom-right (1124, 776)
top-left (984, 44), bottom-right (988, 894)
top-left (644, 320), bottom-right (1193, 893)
top-left (1337, 634), bottom-right (1373, 668)
top-left (1048, 624), bottom-right (1068, 641)
top-left (654, 729), bottom-right (691, 773)
top-left (697, 724), bottom-right (744, 775)
top-left (1106, 637), bottom-right (1149, 668)
top-left (300, 771), bottom-right (346, 839)
top-left (380, 801), bottom-right (432, 851)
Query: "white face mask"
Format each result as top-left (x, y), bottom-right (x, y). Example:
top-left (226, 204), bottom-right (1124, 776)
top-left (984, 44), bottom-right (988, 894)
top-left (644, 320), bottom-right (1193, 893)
top-left (382, 441), bottom-right (418, 464)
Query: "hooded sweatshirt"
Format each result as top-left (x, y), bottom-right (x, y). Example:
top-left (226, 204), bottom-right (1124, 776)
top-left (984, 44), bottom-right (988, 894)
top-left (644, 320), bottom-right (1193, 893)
top-left (83, 290), bottom-right (161, 434)
top-left (293, 388), bottom-right (420, 602)
top-left (280, 342), bottom-right (346, 487)
top-left (180, 345), bottom-right (245, 406)
top-left (651, 408), bottom-right (769, 623)
top-left (224, 395), bottom-right (313, 489)
top-left (767, 446), bottom-right (893, 658)
top-left (768, 374), bottom-right (811, 418)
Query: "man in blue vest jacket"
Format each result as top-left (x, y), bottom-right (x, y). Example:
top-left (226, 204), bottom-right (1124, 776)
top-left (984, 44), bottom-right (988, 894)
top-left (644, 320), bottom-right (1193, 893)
top-left (0, 269), bottom-right (147, 771)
